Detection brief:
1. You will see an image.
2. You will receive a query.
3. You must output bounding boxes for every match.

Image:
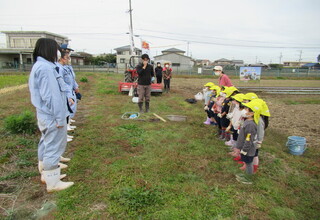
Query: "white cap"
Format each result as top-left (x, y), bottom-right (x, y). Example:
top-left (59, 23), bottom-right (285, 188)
top-left (213, 66), bottom-right (223, 71)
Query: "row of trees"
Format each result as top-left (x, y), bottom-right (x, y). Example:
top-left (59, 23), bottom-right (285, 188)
top-left (86, 54), bottom-right (116, 65)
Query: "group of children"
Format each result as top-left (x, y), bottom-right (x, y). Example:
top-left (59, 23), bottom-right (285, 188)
top-left (202, 82), bottom-right (270, 184)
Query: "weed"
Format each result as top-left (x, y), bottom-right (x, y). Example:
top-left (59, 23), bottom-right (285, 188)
top-left (80, 77), bottom-right (88, 82)
top-left (4, 111), bottom-right (37, 134)
top-left (110, 186), bottom-right (163, 215)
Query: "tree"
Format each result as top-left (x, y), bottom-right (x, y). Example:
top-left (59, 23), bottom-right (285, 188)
top-left (90, 53), bottom-right (116, 65)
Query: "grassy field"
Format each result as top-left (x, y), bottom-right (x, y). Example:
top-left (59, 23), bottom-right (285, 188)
top-left (0, 73), bottom-right (319, 219)
top-left (0, 75), bottom-right (29, 89)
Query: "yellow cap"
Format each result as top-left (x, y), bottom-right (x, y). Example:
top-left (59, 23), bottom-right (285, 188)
top-left (223, 86), bottom-right (239, 98)
top-left (243, 100), bottom-right (262, 124)
top-left (204, 82), bottom-right (215, 87)
top-left (255, 98), bottom-right (271, 117)
top-left (243, 92), bottom-right (258, 101)
top-left (209, 85), bottom-right (221, 95)
top-left (231, 93), bottom-right (245, 102)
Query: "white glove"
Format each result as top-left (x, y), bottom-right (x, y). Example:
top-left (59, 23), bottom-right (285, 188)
top-left (226, 113), bottom-right (232, 119)
top-left (217, 113), bottom-right (222, 118)
top-left (256, 141), bottom-right (262, 149)
top-left (204, 105), bottom-right (209, 111)
top-left (240, 150), bottom-right (247, 155)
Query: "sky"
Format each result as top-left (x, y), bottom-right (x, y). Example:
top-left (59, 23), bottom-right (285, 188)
top-left (0, 0), bottom-right (319, 64)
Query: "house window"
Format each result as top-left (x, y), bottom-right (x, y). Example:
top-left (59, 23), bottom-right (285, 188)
top-left (172, 63), bottom-right (180, 67)
top-left (27, 58), bottom-right (32, 64)
top-left (120, 58), bottom-right (125, 63)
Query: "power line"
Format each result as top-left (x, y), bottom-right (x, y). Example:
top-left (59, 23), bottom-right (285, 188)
top-left (137, 28), bottom-right (319, 47)
top-left (139, 34), bottom-right (320, 49)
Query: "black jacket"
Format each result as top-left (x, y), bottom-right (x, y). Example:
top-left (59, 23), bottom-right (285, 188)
top-left (136, 63), bottom-right (155, 85)
top-left (155, 66), bottom-right (163, 76)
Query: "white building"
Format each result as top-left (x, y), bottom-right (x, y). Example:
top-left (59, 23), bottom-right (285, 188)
top-left (0, 31), bottom-right (69, 69)
top-left (114, 45), bottom-right (142, 69)
top-left (154, 48), bottom-right (194, 73)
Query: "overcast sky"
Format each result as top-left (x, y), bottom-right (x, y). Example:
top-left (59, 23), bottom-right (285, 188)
top-left (0, 0), bottom-right (319, 64)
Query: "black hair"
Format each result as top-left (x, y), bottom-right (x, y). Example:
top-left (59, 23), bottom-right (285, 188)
top-left (33, 38), bottom-right (59, 63)
top-left (141, 54), bottom-right (149, 60)
top-left (239, 103), bottom-right (245, 109)
top-left (157, 62), bottom-right (161, 64)
top-left (262, 116), bottom-right (269, 129)
top-left (230, 90), bottom-right (240, 97)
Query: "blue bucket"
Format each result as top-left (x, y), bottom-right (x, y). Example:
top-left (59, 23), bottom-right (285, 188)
top-left (286, 136), bottom-right (307, 156)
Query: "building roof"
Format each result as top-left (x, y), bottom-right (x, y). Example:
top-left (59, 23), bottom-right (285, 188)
top-left (0, 48), bottom-right (33, 54)
top-left (114, 45), bottom-right (142, 52)
top-left (154, 52), bottom-right (192, 59)
top-left (1, 31), bottom-right (68, 40)
top-left (301, 63), bottom-right (320, 68)
top-left (161, 48), bottom-right (185, 53)
top-left (215, 58), bottom-right (231, 62)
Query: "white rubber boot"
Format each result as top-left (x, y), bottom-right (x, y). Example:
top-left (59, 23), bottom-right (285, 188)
top-left (38, 161), bottom-right (43, 174)
top-left (70, 119), bottom-right (76, 123)
top-left (68, 120), bottom-right (76, 129)
top-left (67, 135), bottom-right (74, 139)
top-left (60, 156), bottom-right (71, 163)
top-left (67, 124), bottom-right (74, 131)
top-left (39, 161), bottom-right (66, 183)
top-left (43, 167), bottom-right (74, 193)
top-left (41, 173), bottom-right (67, 184)
top-left (58, 162), bottom-right (68, 169)
top-left (67, 137), bottom-right (73, 142)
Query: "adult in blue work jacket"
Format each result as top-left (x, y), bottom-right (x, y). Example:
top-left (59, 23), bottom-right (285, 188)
top-left (29, 38), bottom-right (74, 192)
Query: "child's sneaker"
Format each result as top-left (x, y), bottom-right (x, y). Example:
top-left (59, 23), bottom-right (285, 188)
top-left (203, 118), bottom-right (211, 125)
top-left (225, 139), bottom-right (234, 146)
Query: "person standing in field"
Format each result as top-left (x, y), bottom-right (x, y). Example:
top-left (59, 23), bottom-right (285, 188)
top-left (29, 38), bottom-right (74, 192)
top-left (163, 62), bottom-right (172, 93)
top-left (136, 54), bottom-right (155, 113)
top-left (155, 62), bottom-right (163, 83)
top-left (214, 66), bottom-right (233, 87)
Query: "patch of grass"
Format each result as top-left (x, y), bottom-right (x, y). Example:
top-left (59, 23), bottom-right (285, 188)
top-left (4, 111), bottom-right (37, 134)
top-left (285, 99), bottom-right (320, 105)
top-left (0, 75), bottom-right (28, 89)
top-left (0, 171), bottom-right (38, 181)
top-left (109, 186), bottom-right (163, 216)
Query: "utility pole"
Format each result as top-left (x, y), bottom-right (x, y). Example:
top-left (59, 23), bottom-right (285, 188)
top-left (279, 52), bottom-right (282, 64)
top-left (298, 50), bottom-right (302, 65)
top-left (187, 41), bottom-right (189, 57)
top-left (128, 0), bottom-right (135, 56)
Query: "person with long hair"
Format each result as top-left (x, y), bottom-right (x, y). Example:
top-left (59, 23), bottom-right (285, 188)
top-left (29, 38), bottom-right (74, 192)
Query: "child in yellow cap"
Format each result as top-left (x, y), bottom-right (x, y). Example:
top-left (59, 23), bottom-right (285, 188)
top-left (217, 86), bottom-right (239, 141)
top-left (203, 82), bottom-right (215, 124)
top-left (235, 101), bottom-right (262, 184)
top-left (225, 93), bottom-right (245, 148)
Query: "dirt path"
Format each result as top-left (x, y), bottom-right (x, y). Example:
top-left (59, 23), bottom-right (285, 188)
top-left (0, 84), bottom-right (28, 95)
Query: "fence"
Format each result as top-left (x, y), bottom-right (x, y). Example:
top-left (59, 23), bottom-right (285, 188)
top-left (1, 62), bottom-right (320, 78)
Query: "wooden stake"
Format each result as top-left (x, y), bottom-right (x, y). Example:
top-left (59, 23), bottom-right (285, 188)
top-left (153, 113), bottom-right (166, 122)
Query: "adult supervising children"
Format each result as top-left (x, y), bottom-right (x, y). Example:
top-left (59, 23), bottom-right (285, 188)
top-left (29, 38), bottom-right (74, 192)
top-left (213, 66), bottom-right (233, 87)
top-left (136, 54), bottom-right (155, 113)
